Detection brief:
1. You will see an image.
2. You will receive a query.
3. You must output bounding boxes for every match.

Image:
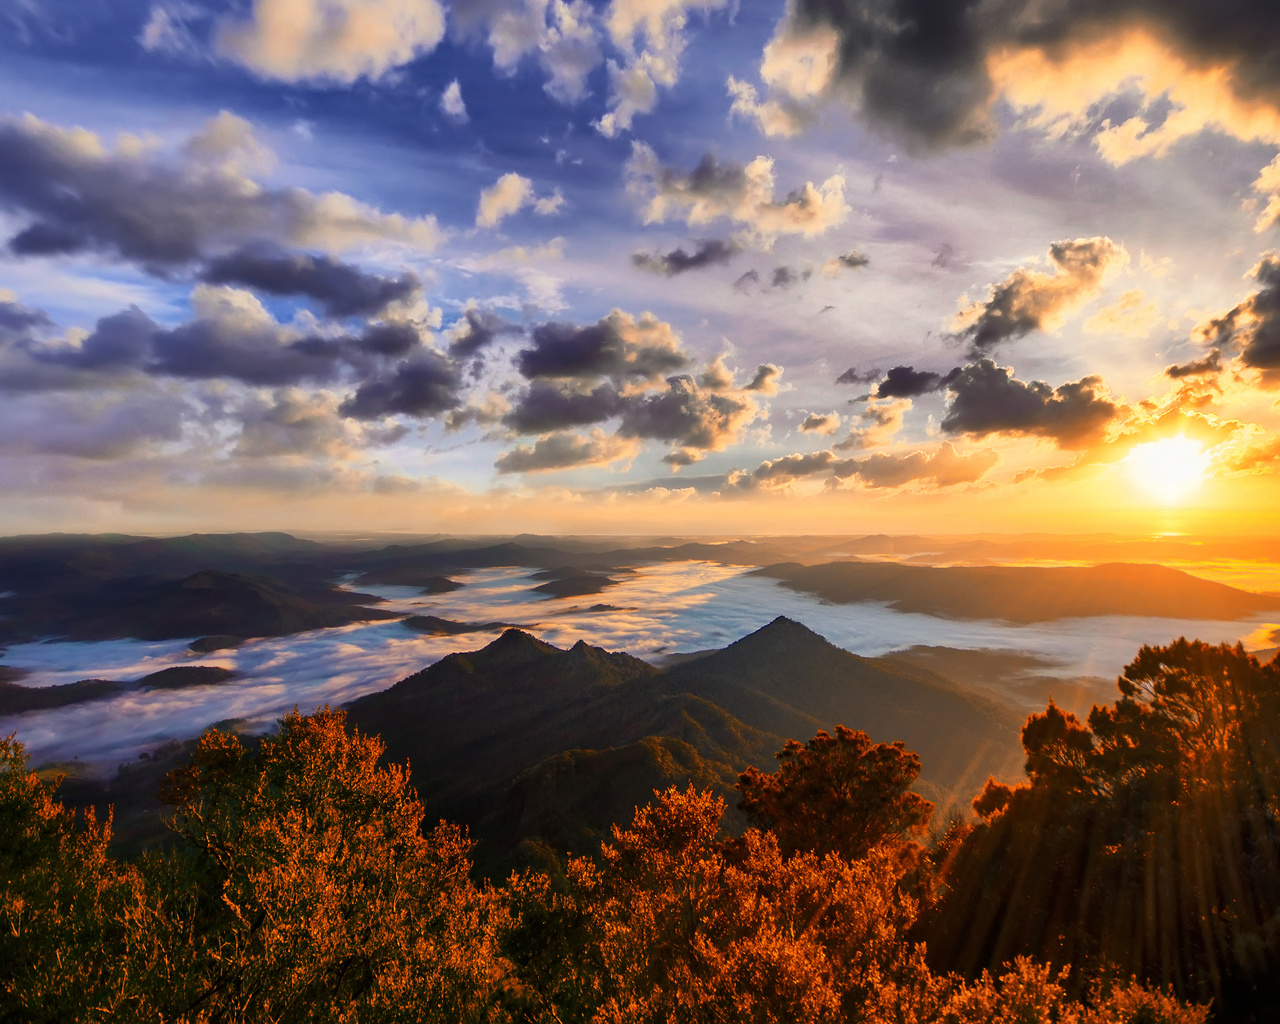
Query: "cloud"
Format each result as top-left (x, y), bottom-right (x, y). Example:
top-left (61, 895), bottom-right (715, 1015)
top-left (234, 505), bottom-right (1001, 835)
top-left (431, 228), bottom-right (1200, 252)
top-left (626, 145), bottom-right (849, 245)
top-left (769, 265), bottom-right (811, 289)
top-left (618, 374), bottom-right (765, 453)
top-left (338, 350), bottom-right (462, 419)
top-left (451, 0), bottom-right (602, 104)
top-left (875, 365), bottom-right (958, 399)
top-left (835, 366), bottom-right (879, 386)
top-left (447, 308), bottom-right (523, 358)
top-left (516, 309), bottom-right (691, 382)
top-left (726, 25), bottom-right (837, 137)
top-left (440, 80), bottom-right (469, 123)
top-left (233, 388), bottom-right (389, 459)
top-left (494, 428), bottom-right (638, 472)
top-left (503, 381), bottom-right (623, 433)
top-left (0, 112), bottom-right (442, 271)
top-left (216, 0), bottom-right (446, 84)
top-left (941, 358), bottom-right (1120, 449)
top-left (952, 237), bottom-right (1128, 353)
top-left (477, 173), bottom-right (534, 229)
top-left (0, 298), bottom-right (53, 342)
top-left (1082, 289), bottom-right (1160, 339)
top-left (1166, 350), bottom-right (1223, 379)
top-left (847, 442), bottom-right (999, 489)
top-left (822, 250), bottom-right (869, 276)
top-left (744, 363), bottom-right (782, 393)
top-left (476, 173), bottom-right (563, 228)
top-left (631, 238), bottom-right (738, 276)
top-left (727, 440), bottom-right (996, 491)
top-left (596, 0), bottom-right (728, 137)
top-left (799, 411), bottom-right (839, 435)
top-left (200, 245), bottom-right (420, 318)
top-left (0, 389), bottom-right (191, 460)
top-left (835, 397), bottom-right (910, 450)
top-left (1195, 255), bottom-right (1280, 371)
top-left (733, 269), bottom-right (760, 291)
top-left (743, 1), bottom-right (1280, 157)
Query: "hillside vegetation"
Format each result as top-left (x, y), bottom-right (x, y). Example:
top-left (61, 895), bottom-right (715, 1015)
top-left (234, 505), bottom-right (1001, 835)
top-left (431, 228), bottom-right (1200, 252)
top-left (5, 635), bottom-right (1279, 1020)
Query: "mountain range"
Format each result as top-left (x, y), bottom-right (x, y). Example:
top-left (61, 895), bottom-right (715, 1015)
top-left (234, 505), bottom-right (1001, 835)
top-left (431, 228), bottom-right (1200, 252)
top-left (345, 617), bottom-right (1025, 875)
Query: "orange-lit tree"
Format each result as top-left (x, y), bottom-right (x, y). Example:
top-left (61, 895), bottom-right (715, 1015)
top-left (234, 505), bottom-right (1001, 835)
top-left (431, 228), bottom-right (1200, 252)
top-left (736, 725), bottom-right (934, 860)
top-left (925, 639), bottom-right (1280, 1014)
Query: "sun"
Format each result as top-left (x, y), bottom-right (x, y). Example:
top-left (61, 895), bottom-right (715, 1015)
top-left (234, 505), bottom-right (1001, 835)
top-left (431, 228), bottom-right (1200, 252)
top-left (1123, 436), bottom-right (1210, 505)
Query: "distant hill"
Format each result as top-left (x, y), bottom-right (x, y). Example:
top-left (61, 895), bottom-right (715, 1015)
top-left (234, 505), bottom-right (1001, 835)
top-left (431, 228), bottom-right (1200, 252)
top-left (346, 617), bottom-right (1025, 874)
top-left (753, 561), bottom-right (1280, 623)
top-left (1, 569), bottom-right (400, 643)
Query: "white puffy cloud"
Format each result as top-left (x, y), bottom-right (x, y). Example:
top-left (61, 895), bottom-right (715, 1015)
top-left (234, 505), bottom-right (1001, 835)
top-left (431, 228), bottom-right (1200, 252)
top-left (596, 0), bottom-right (727, 137)
top-left (476, 173), bottom-right (564, 228)
top-left (451, 0), bottom-right (602, 103)
top-left (440, 79), bottom-right (469, 123)
top-left (626, 144), bottom-right (849, 246)
top-left (217, 0), bottom-right (446, 84)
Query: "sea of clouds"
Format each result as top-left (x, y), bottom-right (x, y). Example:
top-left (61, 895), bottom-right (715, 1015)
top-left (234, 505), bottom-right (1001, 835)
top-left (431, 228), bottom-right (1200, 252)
top-left (3, 561), bottom-right (1276, 769)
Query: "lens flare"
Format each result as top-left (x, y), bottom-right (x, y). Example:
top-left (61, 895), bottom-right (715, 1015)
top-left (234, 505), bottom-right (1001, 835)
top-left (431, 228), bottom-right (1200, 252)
top-left (1124, 436), bottom-right (1209, 505)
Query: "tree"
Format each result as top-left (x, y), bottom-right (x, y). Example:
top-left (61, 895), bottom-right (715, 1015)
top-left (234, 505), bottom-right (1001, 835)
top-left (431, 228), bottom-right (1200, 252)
top-left (736, 725), bottom-right (934, 861)
top-left (0, 735), bottom-right (155, 1023)
top-left (147, 707), bottom-right (512, 1023)
top-left (503, 784), bottom-right (922, 1024)
top-left (924, 640), bottom-right (1280, 1016)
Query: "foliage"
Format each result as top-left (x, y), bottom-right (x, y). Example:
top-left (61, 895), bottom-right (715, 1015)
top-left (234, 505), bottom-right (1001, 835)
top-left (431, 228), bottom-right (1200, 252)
top-left (149, 707), bottom-right (511, 1022)
top-left (0, 696), bottom-right (1218, 1024)
top-left (736, 724), bottom-right (934, 860)
top-left (924, 640), bottom-right (1280, 1014)
top-left (0, 735), bottom-right (153, 1023)
top-left (503, 783), bottom-right (926, 1023)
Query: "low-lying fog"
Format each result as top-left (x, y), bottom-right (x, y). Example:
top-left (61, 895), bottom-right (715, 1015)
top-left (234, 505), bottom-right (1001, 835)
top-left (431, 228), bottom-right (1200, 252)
top-left (4, 561), bottom-right (1277, 770)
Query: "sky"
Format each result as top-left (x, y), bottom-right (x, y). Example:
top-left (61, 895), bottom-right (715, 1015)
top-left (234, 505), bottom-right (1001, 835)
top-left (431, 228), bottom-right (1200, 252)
top-left (2, 0), bottom-right (1280, 536)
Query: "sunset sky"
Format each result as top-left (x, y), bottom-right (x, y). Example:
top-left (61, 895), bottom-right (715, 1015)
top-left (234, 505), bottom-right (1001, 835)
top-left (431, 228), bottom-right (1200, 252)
top-left (2, 0), bottom-right (1280, 535)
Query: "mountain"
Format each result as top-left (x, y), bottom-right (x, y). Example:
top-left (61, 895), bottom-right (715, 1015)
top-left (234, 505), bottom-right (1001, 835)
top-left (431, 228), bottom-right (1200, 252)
top-left (1, 569), bottom-right (400, 643)
top-left (662, 617), bottom-right (1025, 804)
top-left (345, 628), bottom-right (779, 872)
top-left (753, 561), bottom-right (1280, 622)
top-left (346, 617), bottom-right (1026, 873)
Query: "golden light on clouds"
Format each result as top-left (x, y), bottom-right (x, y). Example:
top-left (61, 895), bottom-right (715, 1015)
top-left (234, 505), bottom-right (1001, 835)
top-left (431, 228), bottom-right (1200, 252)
top-left (1123, 436), bottom-right (1210, 505)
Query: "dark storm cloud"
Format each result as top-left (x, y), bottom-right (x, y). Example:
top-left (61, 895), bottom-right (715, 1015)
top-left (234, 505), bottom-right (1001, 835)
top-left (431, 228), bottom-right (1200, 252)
top-left (0, 112), bottom-right (439, 272)
top-left (42, 307), bottom-right (157, 371)
top-left (875, 364), bottom-right (959, 398)
top-left (24, 301), bottom-right (428, 390)
top-left (1165, 349), bottom-right (1223, 379)
top-left (1196, 255), bottom-right (1280, 371)
top-left (836, 366), bottom-right (880, 385)
top-left (503, 382), bottom-right (624, 434)
top-left (632, 239), bottom-right (739, 276)
top-left (834, 250), bottom-right (869, 270)
top-left (941, 358), bottom-right (1118, 448)
top-left (150, 318), bottom-right (346, 385)
top-left (0, 300), bottom-right (53, 341)
top-left (200, 246), bottom-right (420, 318)
top-left (338, 352), bottom-right (462, 420)
top-left (355, 322), bottom-right (422, 358)
top-left (516, 311), bottom-right (691, 382)
top-left (619, 376), bottom-right (757, 450)
top-left (954, 237), bottom-right (1125, 353)
top-left (770, 265), bottom-right (812, 289)
top-left (780, 0), bottom-right (1280, 151)
top-left (448, 308), bottom-right (523, 358)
